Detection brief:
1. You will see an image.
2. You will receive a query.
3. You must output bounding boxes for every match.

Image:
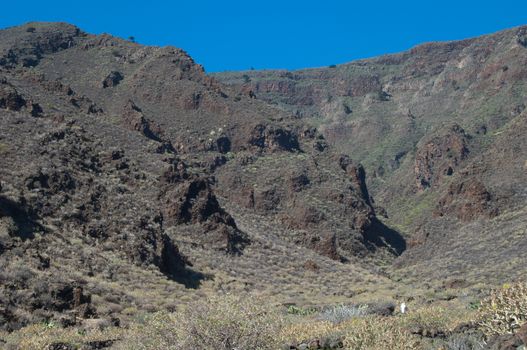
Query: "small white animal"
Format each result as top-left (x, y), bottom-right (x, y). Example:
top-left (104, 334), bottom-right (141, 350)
top-left (400, 302), bottom-right (407, 314)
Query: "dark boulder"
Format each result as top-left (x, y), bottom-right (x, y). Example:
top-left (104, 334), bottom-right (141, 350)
top-left (0, 83), bottom-right (26, 111)
top-left (102, 71), bottom-right (123, 88)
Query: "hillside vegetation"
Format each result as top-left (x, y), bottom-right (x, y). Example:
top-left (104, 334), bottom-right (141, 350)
top-left (0, 22), bottom-right (526, 349)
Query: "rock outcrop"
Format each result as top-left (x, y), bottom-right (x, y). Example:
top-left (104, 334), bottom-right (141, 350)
top-left (414, 124), bottom-right (469, 191)
top-left (0, 81), bottom-right (26, 111)
top-left (246, 124), bottom-right (300, 152)
top-left (121, 100), bottom-right (164, 142)
top-left (435, 178), bottom-right (498, 221)
top-left (160, 160), bottom-right (248, 254)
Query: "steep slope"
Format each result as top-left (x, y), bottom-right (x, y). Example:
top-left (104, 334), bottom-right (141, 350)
top-left (0, 22), bottom-right (403, 331)
top-left (394, 110), bottom-right (527, 285)
top-left (215, 25), bottom-right (527, 286)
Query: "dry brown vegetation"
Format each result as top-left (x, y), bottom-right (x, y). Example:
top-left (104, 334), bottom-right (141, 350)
top-left (477, 281), bottom-right (527, 336)
top-left (0, 292), bottom-right (497, 349)
top-left (3, 282), bottom-right (527, 349)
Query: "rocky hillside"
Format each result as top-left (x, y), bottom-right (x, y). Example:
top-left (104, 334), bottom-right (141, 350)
top-left (0, 22), bottom-right (404, 332)
top-left (1, 21), bottom-right (527, 344)
top-left (215, 25), bottom-right (527, 285)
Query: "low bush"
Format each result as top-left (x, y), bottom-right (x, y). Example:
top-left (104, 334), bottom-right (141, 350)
top-left (442, 333), bottom-right (486, 350)
top-left (477, 281), bottom-right (527, 336)
top-left (403, 302), bottom-right (475, 332)
top-left (400, 306), bottom-right (459, 332)
top-left (318, 304), bottom-right (368, 323)
top-left (2, 323), bottom-right (123, 349)
top-left (279, 319), bottom-right (341, 345)
top-left (116, 294), bottom-right (284, 350)
top-left (343, 317), bottom-right (421, 350)
top-left (287, 305), bottom-right (317, 316)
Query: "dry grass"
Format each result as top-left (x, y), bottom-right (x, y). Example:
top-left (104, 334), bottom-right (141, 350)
top-left (279, 300), bottom-right (474, 349)
top-left (1, 295), bottom-right (480, 350)
top-left (0, 323), bottom-right (124, 349)
top-left (170, 201), bottom-right (407, 308)
top-left (342, 317), bottom-right (421, 350)
top-left (399, 304), bottom-right (474, 333)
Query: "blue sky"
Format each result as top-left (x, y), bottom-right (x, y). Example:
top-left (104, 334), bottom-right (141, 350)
top-left (1, 0), bottom-right (526, 72)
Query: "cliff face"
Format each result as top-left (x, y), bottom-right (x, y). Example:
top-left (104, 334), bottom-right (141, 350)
top-left (0, 22), bottom-right (399, 330)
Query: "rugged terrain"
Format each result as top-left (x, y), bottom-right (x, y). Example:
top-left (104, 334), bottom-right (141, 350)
top-left (215, 26), bottom-right (527, 286)
top-left (0, 21), bottom-right (526, 349)
top-left (0, 22), bottom-right (407, 334)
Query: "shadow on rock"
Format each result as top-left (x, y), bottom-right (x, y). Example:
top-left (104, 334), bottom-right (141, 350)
top-left (170, 268), bottom-right (212, 289)
top-left (363, 218), bottom-right (406, 255)
top-left (0, 195), bottom-right (43, 241)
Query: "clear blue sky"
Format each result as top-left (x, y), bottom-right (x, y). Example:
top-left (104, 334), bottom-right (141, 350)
top-left (1, 0), bottom-right (526, 72)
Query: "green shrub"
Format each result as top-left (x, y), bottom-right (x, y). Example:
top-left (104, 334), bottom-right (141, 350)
top-left (287, 305), bottom-right (317, 316)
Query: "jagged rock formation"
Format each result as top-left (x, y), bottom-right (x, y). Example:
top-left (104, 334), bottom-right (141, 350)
top-left (0, 22), bottom-right (81, 67)
top-left (246, 124), bottom-right (300, 152)
top-left (160, 159), bottom-right (248, 254)
top-left (121, 99), bottom-right (164, 142)
top-left (0, 120), bottom-right (190, 329)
